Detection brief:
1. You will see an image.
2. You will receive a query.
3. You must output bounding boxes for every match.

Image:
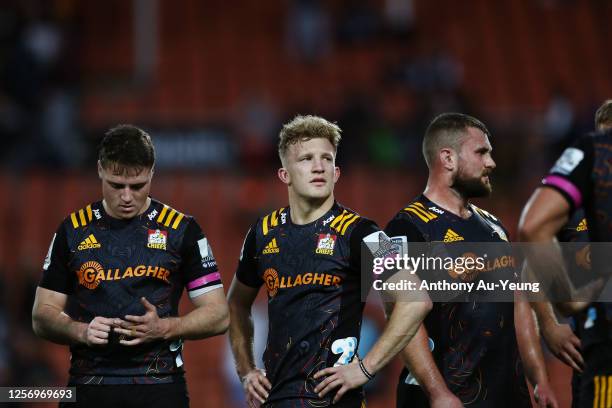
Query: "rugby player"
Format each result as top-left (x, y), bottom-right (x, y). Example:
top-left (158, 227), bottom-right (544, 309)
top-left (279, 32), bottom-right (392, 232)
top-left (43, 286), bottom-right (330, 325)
top-left (519, 100), bottom-right (612, 407)
top-left (386, 113), bottom-right (557, 407)
top-left (32, 125), bottom-right (229, 407)
top-left (228, 115), bottom-right (432, 407)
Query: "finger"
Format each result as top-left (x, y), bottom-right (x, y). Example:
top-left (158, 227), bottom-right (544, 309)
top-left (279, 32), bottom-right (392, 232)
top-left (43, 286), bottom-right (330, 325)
top-left (113, 327), bottom-right (145, 337)
top-left (251, 379), bottom-right (269, 400)
top-left (247, 383), bottom-right (266, 403)
top-left (569, 335), bottom-right (581, 348)
top-left (560, 351), bottom-right (582, 372)
top-left (119, 337), bottom-right (143, 346)
top-left (113, 319), bottom-right (134, 328)
top-left (318, 377), bottom-right (342, 398)
top-left (124, 314), bottom-right (147, 323)
top-left (260, 375), bottom-right (272, 390)
top-left (333, 385), bottom-right (349, 404)
top-left (90, 329), bottom-right (109, 339)
top-left (91, 321), bottom-right (112, 332)
top-left (314, 374), bottom-right (337, 393)
top-left (94, 317), bottom-right (116, 326)
top-left (564, 344), bottom-right (584, 367)
top-left (88, 335), bottom-right (108, 345)
top-left (140, 297), bottom-right (157, 312)
top-left (313, 367), bottom-right (336, 379)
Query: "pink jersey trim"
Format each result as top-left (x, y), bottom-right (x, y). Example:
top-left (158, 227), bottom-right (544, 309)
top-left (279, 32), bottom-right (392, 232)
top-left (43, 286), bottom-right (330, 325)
top-left (187, 272), bottom-right (221, 290)
top-left (543, 175), bottom-right (582, 208)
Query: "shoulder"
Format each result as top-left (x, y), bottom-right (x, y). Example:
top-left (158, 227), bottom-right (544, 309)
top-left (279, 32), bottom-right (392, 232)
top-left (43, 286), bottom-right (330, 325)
top-left (330, 204), bottom-right (372, 237)
top-left (470, 204), bottom-right (510, 241)
top-left (397, 199), bottom-right (442, 225)
top-left (64, 201), bottom-right (103, 230)
top-left (255, 206), bottom-right (289, 237)
top-left (147, 199), bottom-right (190, 231)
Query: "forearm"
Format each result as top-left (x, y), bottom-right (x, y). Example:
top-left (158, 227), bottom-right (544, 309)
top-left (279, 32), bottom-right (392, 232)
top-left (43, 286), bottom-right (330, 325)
top-left (398, 324), bottom-right (450, 399)
top-left (229, 303), bottom-right (257, 378)
top-left (32, 304), bottom-right (86, 346)
top-left (516, 300), bottom-right (549, 386)
top-left (531, 301), bottom-right (558, 331)
top-left (164, 301), bottom-right (229, 341)
top-left (362, 300), bottom-right (431, 375)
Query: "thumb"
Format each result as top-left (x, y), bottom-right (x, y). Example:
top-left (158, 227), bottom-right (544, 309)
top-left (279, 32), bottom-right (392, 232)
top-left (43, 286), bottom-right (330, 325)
top-left (141, 297), bottom-right (156, 312)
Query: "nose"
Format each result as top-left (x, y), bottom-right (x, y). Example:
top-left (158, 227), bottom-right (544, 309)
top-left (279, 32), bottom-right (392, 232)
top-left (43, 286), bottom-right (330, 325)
top-left (120, 187), bottom-right (134, 203)
top-left (312, 157), bottom-right (324, 173)
top-left (486, 155), bottom-right (496, 170)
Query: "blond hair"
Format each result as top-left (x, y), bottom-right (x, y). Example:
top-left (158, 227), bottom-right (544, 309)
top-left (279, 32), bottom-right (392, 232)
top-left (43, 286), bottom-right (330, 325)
top-left (278, 115), bottom-right (341, 160)
top-left (595, 100), bottom-right (612, 130)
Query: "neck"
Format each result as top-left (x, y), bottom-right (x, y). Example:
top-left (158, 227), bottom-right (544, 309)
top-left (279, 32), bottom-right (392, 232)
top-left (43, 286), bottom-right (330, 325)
top-left (423, 176), bottom-right (471, 218)
top-left (288, 191), bottom-right (335, 225)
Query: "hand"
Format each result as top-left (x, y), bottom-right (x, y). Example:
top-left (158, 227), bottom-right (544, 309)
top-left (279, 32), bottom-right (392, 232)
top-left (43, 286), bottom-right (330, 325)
top-left (241, 368), bottom-right (271, 406)
top-left (83, 316), bottom-right (115, 346)
top-left (541, 322), bottom-right (583, 372)
top-left (313, 360), bottom-right (369, 404)
top-left (534, 382), bottom-right (559, 408)
top-left (113, 297), bottom-right (171, 346)
top-left (429, 391), bottom-right (463, 408)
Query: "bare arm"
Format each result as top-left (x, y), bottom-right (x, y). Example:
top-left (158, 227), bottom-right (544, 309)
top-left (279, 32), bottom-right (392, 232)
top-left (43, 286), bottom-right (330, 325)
top-left (397, 323), bottom-right (462, 407)
top-left (166, 287), bottom-right (229, 340)
top-left (515, 295), bottom-right (558, 407)
top-left (228, 278), bottom-right (260, 377)
top-left (314, 271), bottom-right (433, 403)
top-left (227, 277), bottom-right (271, 405)
top-left (32, 286), bottom-right (112, 346)
top-left (518, 187), bottom-right (573, 298)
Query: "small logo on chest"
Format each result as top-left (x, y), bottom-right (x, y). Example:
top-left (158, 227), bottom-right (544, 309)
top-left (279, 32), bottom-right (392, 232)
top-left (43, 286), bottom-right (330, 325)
top-left (147, 229), bottom-right (168, 250)
top-left (316, 233), bottom-right (337, 255)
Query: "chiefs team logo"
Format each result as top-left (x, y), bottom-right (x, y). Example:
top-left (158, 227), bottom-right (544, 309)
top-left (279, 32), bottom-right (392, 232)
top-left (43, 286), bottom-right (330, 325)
top-left (263, 268), bottom-right (279, 297)
top-left (147, 229), bottom-right (168, 250)
top-left (315, 234), bottom-right (336, 255)
top-left (77, 261), bottom-right (104, 289)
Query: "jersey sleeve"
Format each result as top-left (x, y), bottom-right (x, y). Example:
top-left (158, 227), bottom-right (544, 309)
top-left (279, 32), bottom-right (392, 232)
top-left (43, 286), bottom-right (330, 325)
top-left (349, 218), bottom-right (380, 271)
top-left (235, 226), bottom-right (263, 288)
top-left (542, 135), bottom-right (594, 212)
top-left (384, 216), bottom-right (427, 244)
top-left (180, 218), bottom-right (223, 299)
top-left (39, 223), bottom-right (73, 294)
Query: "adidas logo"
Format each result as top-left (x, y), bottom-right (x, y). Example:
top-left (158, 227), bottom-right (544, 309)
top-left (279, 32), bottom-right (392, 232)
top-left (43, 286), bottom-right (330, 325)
top-left (443, 229), bottom-right (464, 243)
top-left (78, 234), bottom-right (101, 250)
top-left (262, 238), bottom-right (280, 254)
top-left (576, 218), bottom-right (588, 232)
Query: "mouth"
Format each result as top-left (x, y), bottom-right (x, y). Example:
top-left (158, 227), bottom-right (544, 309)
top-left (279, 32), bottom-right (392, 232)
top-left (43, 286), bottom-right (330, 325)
top-left (310, 178), bottom-right (327, 186)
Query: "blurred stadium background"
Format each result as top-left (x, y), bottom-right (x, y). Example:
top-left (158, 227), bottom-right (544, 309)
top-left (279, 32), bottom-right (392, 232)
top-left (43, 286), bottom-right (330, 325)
top-left (1, 0), bottom-right (610, 406)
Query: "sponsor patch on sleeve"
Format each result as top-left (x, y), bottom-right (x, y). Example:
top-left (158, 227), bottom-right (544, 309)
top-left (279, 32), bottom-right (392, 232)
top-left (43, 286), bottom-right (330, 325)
top-left (550, 147), bottom-right (584, 175)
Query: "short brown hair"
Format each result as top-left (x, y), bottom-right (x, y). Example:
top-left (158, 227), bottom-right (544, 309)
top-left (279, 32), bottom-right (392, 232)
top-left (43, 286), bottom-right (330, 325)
top-left (278, 115), bottom-right (342, 160)
top-left (99, 124), bottom-right (155, 171)
top-left (422, 113), bottom-right (490, 168)
top-left (595, 100), bottom-right (612, 130)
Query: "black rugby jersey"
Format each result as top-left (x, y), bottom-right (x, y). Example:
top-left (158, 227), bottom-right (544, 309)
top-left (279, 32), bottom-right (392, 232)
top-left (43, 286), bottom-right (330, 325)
top-left (40, 198), bottom-right (222, 384)
top-left (543, 131), bottom-right (612, 343)
top-left (385, 195), bottom-right (529, 407)
top-left (543, 129), bottom-right (612, 245)
top-left (236, 203), bottom-right (379, 405)
top-left (559, 210), bottom-right (611, 352)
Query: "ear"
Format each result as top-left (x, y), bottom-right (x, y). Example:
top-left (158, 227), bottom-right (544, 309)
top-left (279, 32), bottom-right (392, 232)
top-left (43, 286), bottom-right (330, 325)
top-left (277, 167), bottom-right (290, 185)
top-left (333, 166), bottom-right (340, 183)
top-left (97, 161), bottom-right (104, 179)
top-left (439, 148), bottom-right (456, 171)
